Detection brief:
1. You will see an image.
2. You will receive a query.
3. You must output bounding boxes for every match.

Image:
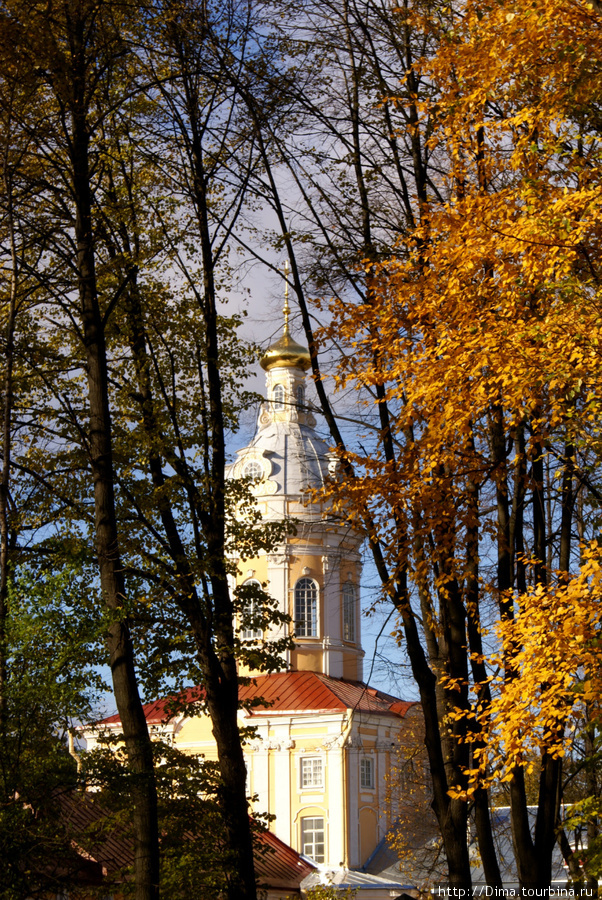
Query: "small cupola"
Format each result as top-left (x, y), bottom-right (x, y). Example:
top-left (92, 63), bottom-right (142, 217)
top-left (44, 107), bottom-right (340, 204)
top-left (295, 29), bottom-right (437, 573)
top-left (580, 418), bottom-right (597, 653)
top-left (260, 264), bottom-right (311, 373)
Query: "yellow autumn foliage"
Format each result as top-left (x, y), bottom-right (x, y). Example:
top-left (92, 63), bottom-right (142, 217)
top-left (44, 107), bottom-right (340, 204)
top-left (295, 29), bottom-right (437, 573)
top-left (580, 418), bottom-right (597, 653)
top-left (321, 0), bottom-right (602, 802)
top-left (459, 541), bottom-right (602, 790)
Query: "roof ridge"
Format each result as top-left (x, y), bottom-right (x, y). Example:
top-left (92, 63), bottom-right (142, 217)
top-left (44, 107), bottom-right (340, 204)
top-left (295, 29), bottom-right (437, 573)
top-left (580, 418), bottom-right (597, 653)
top-left (91, 670), bottom-right (415, 728)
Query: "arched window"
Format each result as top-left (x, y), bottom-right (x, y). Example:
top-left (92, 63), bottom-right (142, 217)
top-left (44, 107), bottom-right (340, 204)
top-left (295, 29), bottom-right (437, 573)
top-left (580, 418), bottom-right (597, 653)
top-left (343, 582), bottom-right (356, 642)
top-left (296, 384), bottom-right (305, 408)
top-left (273, 384), bottom-right (285, 410)
top-left (243, 460), bottom-right (263, 481)
top-left (240, 579), bottom-right (262, 639)
top-left (295, 577), bottom-right (317, 637)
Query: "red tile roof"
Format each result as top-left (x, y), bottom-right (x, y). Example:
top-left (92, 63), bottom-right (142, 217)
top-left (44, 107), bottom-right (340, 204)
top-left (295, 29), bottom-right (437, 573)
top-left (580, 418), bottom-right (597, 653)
top-left (58, 791), bottom-right (314, 892)
top-left (255, 826), bottom-right (316, 889)
top-left (96, 671), bottom-right (414, 727)
top-left (58, 790), bottom-right (134, 874)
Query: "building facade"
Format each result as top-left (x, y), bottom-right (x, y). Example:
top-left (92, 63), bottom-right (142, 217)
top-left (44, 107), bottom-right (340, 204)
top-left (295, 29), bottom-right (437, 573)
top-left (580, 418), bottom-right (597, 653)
top-left (86, 300), bottom-right (416, 875)
top-left (228, 294), bottom-right (364, 682)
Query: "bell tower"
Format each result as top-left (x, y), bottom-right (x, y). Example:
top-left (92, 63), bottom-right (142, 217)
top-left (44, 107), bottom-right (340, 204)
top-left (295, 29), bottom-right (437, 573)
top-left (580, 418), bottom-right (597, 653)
top-left (228, 276), bottom-right (364, 680)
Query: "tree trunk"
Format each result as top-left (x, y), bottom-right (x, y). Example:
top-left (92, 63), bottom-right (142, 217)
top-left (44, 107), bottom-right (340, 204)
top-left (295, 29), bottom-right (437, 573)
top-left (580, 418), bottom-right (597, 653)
top-left (157, 18), bottom-right (258, 894)
top-left (70, 59), bottom-right (160, 900)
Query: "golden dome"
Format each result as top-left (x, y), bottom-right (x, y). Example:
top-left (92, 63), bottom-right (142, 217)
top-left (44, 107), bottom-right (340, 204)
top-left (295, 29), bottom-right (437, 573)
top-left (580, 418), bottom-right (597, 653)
top-left (260, 266), bottom-right (311, 371)
top-left (260, 328), bottom-right (311, 371)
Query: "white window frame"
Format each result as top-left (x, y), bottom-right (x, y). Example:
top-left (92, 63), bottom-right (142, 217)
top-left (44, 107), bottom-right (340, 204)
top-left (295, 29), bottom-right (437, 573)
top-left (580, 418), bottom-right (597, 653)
top-left (300, 756), bottom-right (323, 790)
top-left (300, 816), bottom-right (325, 863)
top-left (360, 756), bottom-right (375, 789)
top-left (240, 579), bottom-right (263, 640)
top-left (342, 582), bottom-right (356, 642)
top-left (295, 577), bottom-right (318, 637)
top-left (273, 383), bottom-right (285, 410)
top-left (243, 460), bottom-right (263, 481)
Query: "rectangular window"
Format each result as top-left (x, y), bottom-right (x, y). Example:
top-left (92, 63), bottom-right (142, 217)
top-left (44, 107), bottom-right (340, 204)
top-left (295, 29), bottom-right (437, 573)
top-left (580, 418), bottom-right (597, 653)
top-left (343, 583), bottom-right (356, 642)
top-left (300, 816), bottom-right (325, 863)
top-left (360, 757), bottom-right (375, 789)
top-left (300, 756), bottom-right (323, 789)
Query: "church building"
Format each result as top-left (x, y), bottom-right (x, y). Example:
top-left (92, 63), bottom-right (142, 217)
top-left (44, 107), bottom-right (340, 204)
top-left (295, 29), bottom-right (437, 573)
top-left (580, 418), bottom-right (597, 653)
top-left (86, 294), bottom-right (417, 881)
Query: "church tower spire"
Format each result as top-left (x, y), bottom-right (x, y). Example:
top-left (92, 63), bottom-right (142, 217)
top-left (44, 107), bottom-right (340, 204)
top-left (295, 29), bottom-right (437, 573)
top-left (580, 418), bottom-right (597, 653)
top-left (260, 262), bottom-right (306, 366)
top-left (228, 268), bottom-right (364, 679)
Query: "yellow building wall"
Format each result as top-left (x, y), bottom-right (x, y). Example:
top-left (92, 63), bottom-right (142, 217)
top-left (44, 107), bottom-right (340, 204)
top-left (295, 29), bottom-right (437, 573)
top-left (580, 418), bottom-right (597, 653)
top-left (233, 528), bottom-right (363, 680)
top-left (237, 557), bottom-right (269, 583)
top-left (92, 703), bottom-right (407, 869)
top-left (359, 807), bottom-right (378, 862)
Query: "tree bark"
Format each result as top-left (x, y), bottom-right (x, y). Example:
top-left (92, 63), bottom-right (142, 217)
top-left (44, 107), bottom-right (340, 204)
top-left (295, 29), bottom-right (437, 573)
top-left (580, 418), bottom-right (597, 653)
top-left (67, 12), bottom-right (160, 897)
